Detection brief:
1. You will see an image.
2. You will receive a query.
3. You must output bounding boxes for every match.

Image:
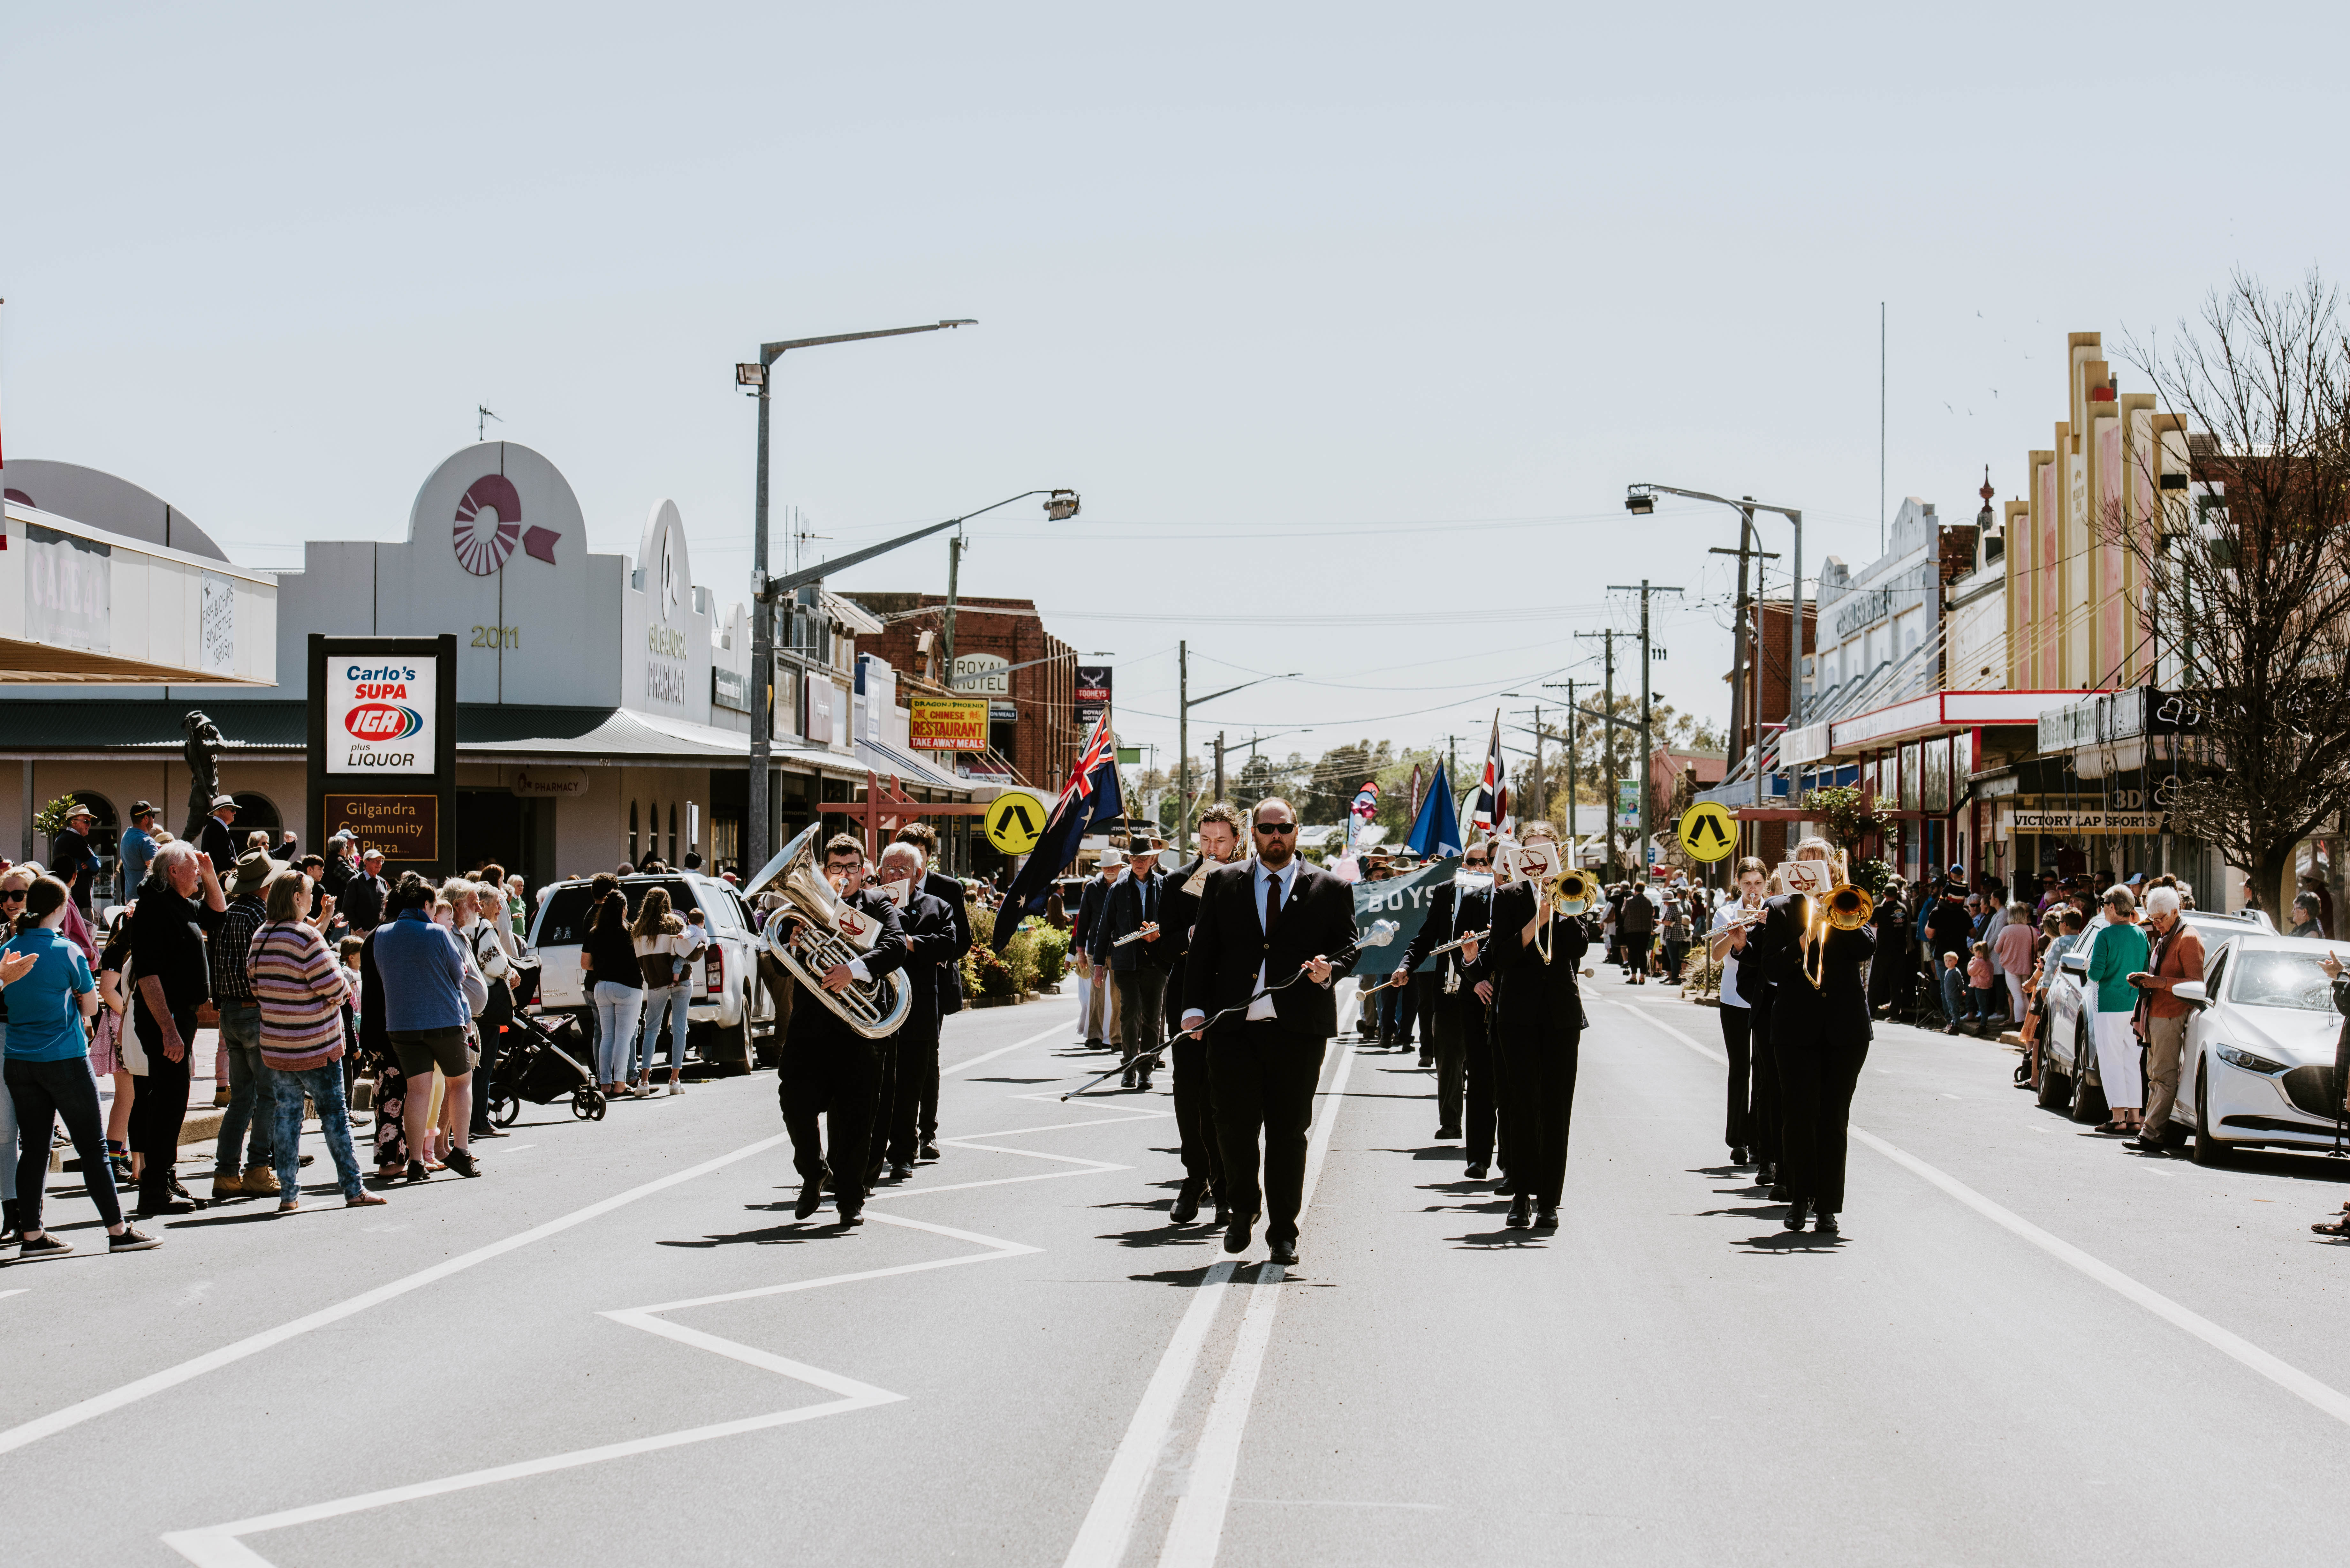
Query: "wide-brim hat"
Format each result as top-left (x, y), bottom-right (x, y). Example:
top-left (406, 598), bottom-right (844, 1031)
top-left (1097, 848), bottom-right (1126, 868)
top-left (231, 849), bottom-right (278, 897)
top-left (65, 803), bottom-right (95, 822)
top-left (210, 795), bottom-right (238, 812)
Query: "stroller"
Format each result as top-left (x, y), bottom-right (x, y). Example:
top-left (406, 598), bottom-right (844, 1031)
top-left (485, 1008), bottom-right (607, 1124)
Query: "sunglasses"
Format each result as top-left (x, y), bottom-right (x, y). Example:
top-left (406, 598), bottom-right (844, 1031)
top-left (0, 891), bottom-right (23, 903)
top-left (1254, 822), bottom-right (1296, 835)
top-left (1463, 858), bottom-right (1490, 868)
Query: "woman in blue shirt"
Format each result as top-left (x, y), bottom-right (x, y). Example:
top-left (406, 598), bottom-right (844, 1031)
top-left (3, 876), bottom-right (159, 1259)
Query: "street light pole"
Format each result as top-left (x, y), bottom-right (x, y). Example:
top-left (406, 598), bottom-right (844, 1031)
top-left (1607, 579), bottom-right (1685, 881)
top-left (741, 318), bottom-right (975, 878)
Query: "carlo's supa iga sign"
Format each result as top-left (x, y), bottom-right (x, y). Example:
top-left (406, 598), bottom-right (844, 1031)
top-left (326, 657), bottom-right (438, 774)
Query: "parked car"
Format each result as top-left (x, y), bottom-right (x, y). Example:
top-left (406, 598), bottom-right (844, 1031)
top-left (525, 871), bottom-right (776, 1072)
top-left (2172, 935), bottom-right (2350, 1164)
top-left (2040, 906), bottom-right (2270, 1124)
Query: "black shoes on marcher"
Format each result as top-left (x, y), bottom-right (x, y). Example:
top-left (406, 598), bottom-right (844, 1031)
top-left (1170, 1181), bottom-right (1204, 1225)
top-left (1505, 1194), bottom-right (1532, 1228)
top-left (794, 1182), bottom-right (823, 1220)
top-left (1782, 1199), bottom-right (1811, 1232)
top-left (1464, 1162), bottom-right (1490, 1181)
top-left (1814, 1211), bottom-right (1840, 1236)
top-left (1753, 1160), bottom-right (1776, 1188)
top-left (918, 1141), bottom-right (941, 1163)
top-left (1533, 1204), bottom-right (1559, 1231)
top-left (1267, 1235), bottom-right (1299, 1266)
top-left (1730, 1146), bottom-right (1750, 1166)
top-left (1223, 1211), bottom-right (1257, 1254)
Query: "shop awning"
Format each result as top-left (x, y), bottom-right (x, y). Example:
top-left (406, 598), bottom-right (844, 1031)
top-left (1785, 688), bottom-right (2094, 765)
top-left (3, 504), bottom-right (277, 685)
top-left (853, 738), bottom-right (974, 796)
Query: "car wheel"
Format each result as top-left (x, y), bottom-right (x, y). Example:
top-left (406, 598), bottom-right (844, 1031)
top-left (2036, 1049), bottom-right (2071, 1111)
top-left (751, 994), bottom-right (781, 1069)
top-left (723, 1012), bottom-right (755, 1074)
top-left (2191, 1066), bottom-right (2231, 1166)
top-left (2070, 1022), bottom-right (2108, 1124)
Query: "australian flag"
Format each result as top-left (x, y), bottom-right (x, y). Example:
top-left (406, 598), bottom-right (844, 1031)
top-left (991, 709), bottom-right (1125, 954)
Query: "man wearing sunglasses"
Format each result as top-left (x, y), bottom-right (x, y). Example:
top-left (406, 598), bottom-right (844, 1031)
top-left (1179, 798), bottom-right (1355, 1265)
top-left (1392, 840), bottom-right (1496, 1163)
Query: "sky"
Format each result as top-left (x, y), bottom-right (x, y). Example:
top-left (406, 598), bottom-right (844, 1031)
top-left (7, 2), bottom-right (2349, 787)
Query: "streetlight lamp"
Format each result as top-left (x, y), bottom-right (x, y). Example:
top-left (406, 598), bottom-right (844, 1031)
top-left (1625, 482), bottom-right (1805, 802)
top-left (940, 489), bottom-right (1081, 678)
top-left (739, 319), bottom-right (975, 876)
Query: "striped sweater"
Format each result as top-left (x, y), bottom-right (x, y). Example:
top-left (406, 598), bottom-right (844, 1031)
top-left (246, 918), bottom-right (350, 1071)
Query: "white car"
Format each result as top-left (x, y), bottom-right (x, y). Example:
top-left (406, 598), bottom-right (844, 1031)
top-left (2172, 935), bottom-right (2350, 1164)
top-left (526, 871), bottom-right (776, 1072)
top-left (2039, 906), bottom-right (2269, 1124)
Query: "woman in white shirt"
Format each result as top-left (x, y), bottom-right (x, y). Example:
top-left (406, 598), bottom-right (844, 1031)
top-left (1707, 856), bottom-right (1770, 1175)
top-left (630, 889), bottom-right (699, 1096)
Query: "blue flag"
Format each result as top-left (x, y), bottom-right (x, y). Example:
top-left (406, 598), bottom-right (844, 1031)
top-left (1404, 759), bottom-right (1464, 858)
top-left (992, 712), bottom-right (1125, 953)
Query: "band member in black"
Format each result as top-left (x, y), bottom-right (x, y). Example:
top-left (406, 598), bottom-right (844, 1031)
top-left (871, 842), bottom-right (963, 1186)
top-left (775, 834), bottom-right (908, 1227)
top-left (1180, 796), bottom-right (1355, 1264)
top-left (892, 824), bottom-right (972, 1161)
top-left (1484, 825), bottom-right (1587, 1230)
top-left (1094, 842), bottom-right (1169, 1090)
top-left (1392, 840), bottom-right (1494, 1154)
top-left (1159, 803), bottom-right (1242, 1225)
top-left (1707, 856), bottom-right (1772, 1179)
top-left (1746, 837), bottom-right (1874, 1236)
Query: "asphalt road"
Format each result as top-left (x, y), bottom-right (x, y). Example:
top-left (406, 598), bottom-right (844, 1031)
top-left (7, 973), bottom-right (2348, 1566)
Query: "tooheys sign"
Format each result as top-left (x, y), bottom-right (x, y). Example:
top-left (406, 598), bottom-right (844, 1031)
top-left (327, 657), bottom-right (438, 774)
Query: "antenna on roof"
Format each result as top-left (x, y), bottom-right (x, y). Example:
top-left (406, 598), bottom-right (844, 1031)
top-left (477, 405), bottom-right (503, 441)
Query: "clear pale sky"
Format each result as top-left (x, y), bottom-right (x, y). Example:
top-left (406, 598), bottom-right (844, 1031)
top-left (6, 3), bottom-right (2344, 781)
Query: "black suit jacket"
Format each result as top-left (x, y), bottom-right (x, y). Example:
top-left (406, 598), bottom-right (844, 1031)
top-left (1181, 860), bottom-right (1356, 1040)
top-left (783, 886), bottom-right (910, 1051)
top-left (1749, 891), bottom-right (1875, 1048)
top-left (1401, 878), bottom-right (1494, 993)
top-left (199, 815), bottom-right (239, 876)
top-left (1157, 855), bottom-right (1226, 1007)
top-left (921, 869), bottom-right (971, 1015)
top-left (1488, 880), bottom-right (1590, 1039)
top-left (892, 889), bottom-right (961, 1044)
top-left (1096, 867), bottom-right (1169, 973)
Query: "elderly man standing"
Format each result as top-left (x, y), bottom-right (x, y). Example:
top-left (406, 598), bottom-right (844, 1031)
top-left (2126, 887), bottom-right (2205, 1155)
top-left (197, 795), bottom-right (241, 877)
top-left (872, 842), bottom-right (962, 1183)
top-left (128, 841), bottom-right (229, 1216)
top-left (341, 848), bottom-right (389, 936)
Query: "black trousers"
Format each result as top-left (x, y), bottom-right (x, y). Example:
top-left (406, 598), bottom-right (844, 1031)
top-left (1719, 1004), bottom-right (1754, 1152)
top-left (778, 1033), bottom-right (882, 1208)
top-left (1114, 969), bottom-right (1165, 1077)
top-left (862, 1037), bottom-right (902, 1185)
top-left (1747, 990), bottom-right (1782, 1164)
top-left (1500, 1025), bottom-right (1581, 1207)
top-left (1620, 931), bottom-right (1653, 972)
top-left (130, 997), bottom-right (196, 1205)
top-left (1775, 1026), bottom-right (1868, 1213)
top-left (1433, 990), bottom-right (1474, 1133)
top-left (7, 1055), bottom-right (122, 1232)
top-left (1465, 999), bottom-right (1501, 1168)
top-left (883, 1018), bottom-right (940, 1164)
top-left (1171, 1035), bottom-right (1224, 1197)
top-left (470, 1021), bottom-right (504, 1134)
top-left (1413, 973), bottom-right (1439, 1054)
top-left (1207, 1021), bottom-right (1325, 1240)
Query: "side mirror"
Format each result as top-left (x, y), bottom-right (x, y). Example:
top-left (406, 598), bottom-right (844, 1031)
top-left (2172, 980), bottom-right (2209, 1006)
top-left (2058, 953), bottom-right (2089, 975)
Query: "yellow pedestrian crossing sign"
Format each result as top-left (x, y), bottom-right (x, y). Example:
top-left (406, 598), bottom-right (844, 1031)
top-left (984, 790), bottom-right (1050, 855)
top-left (1677, 802), bottom-right (1738, 863)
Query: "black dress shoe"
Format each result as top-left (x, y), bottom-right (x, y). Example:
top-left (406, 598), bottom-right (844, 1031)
top-left (1418, 1054), bottom-right (1434, 1069)
top-left (889, 1162), bottom-right (912, 1182)
top-left (917, 1141), bottom-right (941, 1162)
top-left (1769, 1183), bottom-right (1791, 1203)
top-left (1730, 1146), bottom-right (1750, 1166)
top-left (1136, 1076), bottom-right (1154, 1091)
top-left (1170, 1182), bottom-right (1203, 1225)
top-left (1120, 1070), bottom-right (1136, 1088)
top-left (1781, 1199), bottom-right (1810, 1231)
top-left (1814, 1211), bottom-right (1840, 1236)
top-left (1505, 1194), bottom-right (1532, 1228)
top-left (1533, 1204), bottom-right (1559, 1230)
top-left (1223, 1213), bottom-right (1256, 1254)
top-left (134, 1198), bottom-right (198, 1218)
top-left (1464, 1162), bottom-right (1490, 1180)
top-left (1495, 1174), bottom-right (1517, 1197)
top-left (837, 1206), bottom-right (865, 1227)
top-left (1754, 1161), bottom-right (1776, 1187)
top-left (795, 1182), bottom-right (823, 1219)
top-left (1267, 1235), bottom-right (1299, 1266)
top-left (1435, 1126), bottom-right (1462, 1140)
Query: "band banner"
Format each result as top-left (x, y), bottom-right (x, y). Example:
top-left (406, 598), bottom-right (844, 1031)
top-left (1349, 854), bottom-right (1461, 976)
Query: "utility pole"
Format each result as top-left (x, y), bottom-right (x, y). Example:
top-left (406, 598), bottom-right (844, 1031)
top-left (942, 533), bottom-right (965, 681)
top-left (1708, 511), bottom-right (1778, 771)
top-left (1530, 704), bottom-right (1545, 819)
top-left (1574, 630), bottom-right (1618, 877)
top-left (1540, 678), bottom-right (1581, 857)
top-left (1178, 640), bottom-right (1189, 829)
top-left (1214, 732), bottom-right (1226, 804)
top-left (1607, 579), bottom-right (1687, 885)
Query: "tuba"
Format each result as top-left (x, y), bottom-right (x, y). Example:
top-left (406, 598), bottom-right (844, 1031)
top-left (745, 823), bottom-right (912, 1039)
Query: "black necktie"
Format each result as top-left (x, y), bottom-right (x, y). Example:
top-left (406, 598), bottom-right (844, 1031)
top-left (1263, 870), bottom-right (1281, 938)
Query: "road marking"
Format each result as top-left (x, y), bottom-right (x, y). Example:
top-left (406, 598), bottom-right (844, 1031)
top-left (0, 1131), bottom-right (791, 1459)
top-left (1603, 992), bottom-right (2350, 1431)
top-left (943, 1012), bottom-right (1080, 1075)
top-left (0, 1289), bottom-right (26, 1302)
top-left (1155, 1036), bottom-right (1356, 1568)
top-left (161, 1139), bottom-right (1109, 1564)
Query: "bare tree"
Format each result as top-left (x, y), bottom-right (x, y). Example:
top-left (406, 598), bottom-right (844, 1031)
top-left (2119, 271), bottom-right (2350, 909)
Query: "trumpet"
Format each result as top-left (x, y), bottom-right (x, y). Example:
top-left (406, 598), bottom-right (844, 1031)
top-left (1533, 867), bottom-right (1593, 965)
top-left (1797, 856), bottom-right (1874, 990)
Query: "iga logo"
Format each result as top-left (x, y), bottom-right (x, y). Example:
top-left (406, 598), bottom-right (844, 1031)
top-left (345, 703), bottom-right (425, 742)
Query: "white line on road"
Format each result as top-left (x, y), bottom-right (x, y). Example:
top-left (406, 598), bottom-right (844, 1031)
top-left (0, 1289), bottom-right (26, 1302)
top-left (1156, 1038), bottom-right (1358, 1568)
top-left (943, 1012), bottom-right (1080, 1076)
top-left (1601, 991), bottom-right (2350, 1430)
top-left (0, 1131), bottom-right (791, 1459)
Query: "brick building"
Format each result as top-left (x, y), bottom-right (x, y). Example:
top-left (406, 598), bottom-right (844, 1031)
top-left (844, 593), bottom-right (1080, 792)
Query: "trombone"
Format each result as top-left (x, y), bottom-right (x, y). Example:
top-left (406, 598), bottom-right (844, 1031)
top-left (1534, 867), bottom-right (1594, 966)
top-left (1797, 855), bottom-right (1874, 990)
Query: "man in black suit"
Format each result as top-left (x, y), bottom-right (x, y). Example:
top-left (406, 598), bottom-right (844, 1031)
top-left (892, 824), bottom-right (972, 1161)
top-left (1483, 825), bottom-right (1588, 1230)
top-left (1179, 796), bottom-right (1356, 1264)
top-left (1746, 839), bottom-right (1876, 1237)
top-left (774, 833), bottom-right (910, 1227)
top-left (1095, 843), bottom-right (1170, 1090)
top-left (1158, 803), bottom-right (1242, 1225)
top-left (198, 795), bottom-right (241, 877)
top-left (1393, 841), bottom-right (1495, 1149)
top-left (871, 842), bottom-right (966, 1185)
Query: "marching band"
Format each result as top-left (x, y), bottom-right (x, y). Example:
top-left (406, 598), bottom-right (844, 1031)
top-left (750, 800), bottom-right (1874, 1254)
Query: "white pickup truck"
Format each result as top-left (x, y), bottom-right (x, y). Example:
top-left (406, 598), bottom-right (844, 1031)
top-left (525, 871), bottom-right (776, 1072)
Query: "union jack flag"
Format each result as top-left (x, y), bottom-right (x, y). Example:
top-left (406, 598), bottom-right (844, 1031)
top-left (1065, 709), bottom-right (1117, 803)
top-left (1470, 711), bottom-right (1510, 831)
